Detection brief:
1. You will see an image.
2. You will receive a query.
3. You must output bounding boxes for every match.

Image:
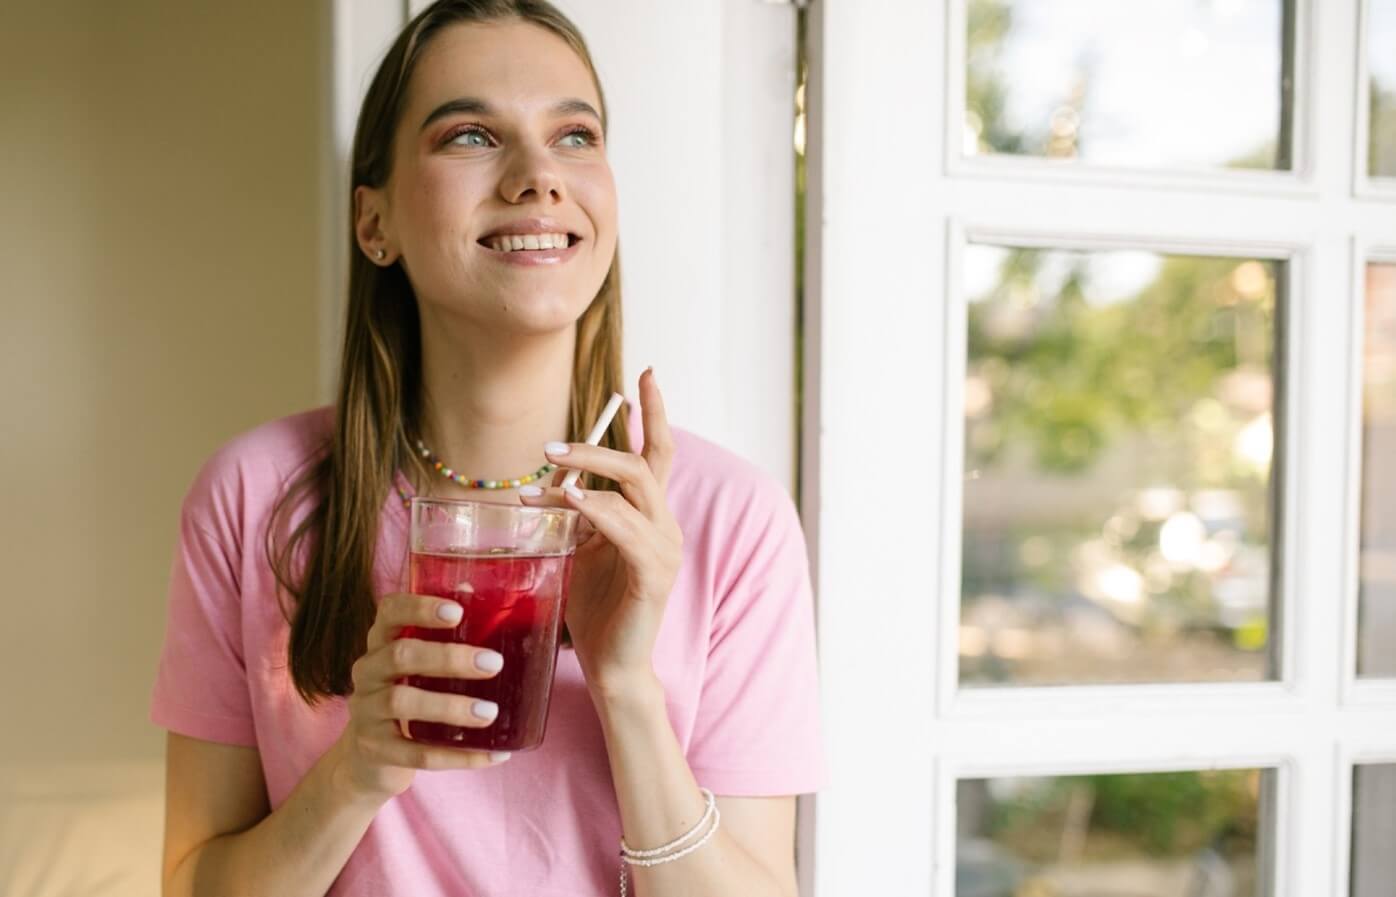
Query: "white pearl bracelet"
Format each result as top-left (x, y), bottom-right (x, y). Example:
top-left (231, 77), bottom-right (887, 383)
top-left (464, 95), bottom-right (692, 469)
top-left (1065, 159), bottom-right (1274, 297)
top-left (618, 788), bottom-right (721, 896)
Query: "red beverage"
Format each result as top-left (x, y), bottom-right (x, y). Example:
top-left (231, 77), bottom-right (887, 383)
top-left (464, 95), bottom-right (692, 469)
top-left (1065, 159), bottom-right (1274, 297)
top-left (400, 550), bottom-right (574, 751)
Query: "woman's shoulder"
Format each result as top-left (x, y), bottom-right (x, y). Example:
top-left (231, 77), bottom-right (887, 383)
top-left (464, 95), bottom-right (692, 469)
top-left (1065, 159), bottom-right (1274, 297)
top-left (179, 405), bottom-right (335, 529)
top-left (665, 425), bottom-right (799, 531)
top-left (665, 427), bottom-right (811, 611)
top-left (667, 425), bottom-right (776, 487)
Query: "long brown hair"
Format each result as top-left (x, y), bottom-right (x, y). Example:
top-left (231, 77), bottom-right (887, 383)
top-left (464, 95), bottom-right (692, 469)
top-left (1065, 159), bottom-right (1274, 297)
top-left (267, 0), bottom-right (628, 706)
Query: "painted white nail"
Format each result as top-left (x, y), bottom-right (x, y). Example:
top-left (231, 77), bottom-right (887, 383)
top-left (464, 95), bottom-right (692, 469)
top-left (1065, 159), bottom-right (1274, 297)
top-left (564, 484), bottom-right (586, 502)
top-left (473, 700), bottom-right (499, 721)
top-left (437, 602), bottom-right (463, 623)
top-left (489, 751), bottom-right (512, 762)
top-left (518, 485), bottom-right (544, 497)
top-left (544, 441), bottom-right (571, 456)
top-left (475, 650), bottom-right (504, 672)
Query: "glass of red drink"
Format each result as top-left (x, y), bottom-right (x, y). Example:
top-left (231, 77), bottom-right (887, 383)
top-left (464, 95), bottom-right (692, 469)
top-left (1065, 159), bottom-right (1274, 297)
top-left (398, 497), bottom-right (580, 752)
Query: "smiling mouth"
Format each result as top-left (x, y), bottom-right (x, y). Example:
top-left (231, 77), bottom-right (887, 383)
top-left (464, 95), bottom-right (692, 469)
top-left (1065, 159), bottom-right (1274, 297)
top-left (476, 233), bottom-right (582, 253)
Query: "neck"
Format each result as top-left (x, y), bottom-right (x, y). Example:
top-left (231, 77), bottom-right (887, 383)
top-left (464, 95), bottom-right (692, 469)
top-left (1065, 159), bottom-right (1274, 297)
top-left (415, 316), bottom-right (575, 499)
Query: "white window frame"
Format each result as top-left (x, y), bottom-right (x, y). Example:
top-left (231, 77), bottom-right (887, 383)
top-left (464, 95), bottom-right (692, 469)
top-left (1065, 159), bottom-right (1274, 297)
top-left (801, 0), bottom-right (1396, 894)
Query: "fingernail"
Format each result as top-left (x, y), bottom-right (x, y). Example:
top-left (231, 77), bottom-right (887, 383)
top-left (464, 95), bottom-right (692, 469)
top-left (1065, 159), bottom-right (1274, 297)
top-left (475, 650), bottom-right (504, 672)
top-left (437, 602), bottom-right (463, 623)
top-left (544, 441), bottom-right (571, 456)
top-left (489, 751), bottom-right (512, 763)
top-left (472, 700), bottom-right (499, 721)
top-left (564, 484), bottom-right (586, 502)
top-left (518, 485), bottom-right (544, 497)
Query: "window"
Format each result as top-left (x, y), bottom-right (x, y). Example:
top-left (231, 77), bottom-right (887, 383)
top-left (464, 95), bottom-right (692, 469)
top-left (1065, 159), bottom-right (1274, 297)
top-left (1358, 261), bottom-right (1396, 679)
top-left (963, 0), bottom-right (1296, 173)
top-left (807, 0), bottom-right (1396, 892)
top-left (961, 247), bottom-right (1282, 686)
top-left (957, 768), bottom-right (1273, 896)
top-left (1350, 763), bottom-right (1396, 897)
top-left (1367, 0), bottom-right (1396, 179)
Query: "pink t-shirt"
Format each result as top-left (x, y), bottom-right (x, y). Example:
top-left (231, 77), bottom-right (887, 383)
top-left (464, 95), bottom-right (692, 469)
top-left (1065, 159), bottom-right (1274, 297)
top-left (149, 404), bottom-right (826, 896)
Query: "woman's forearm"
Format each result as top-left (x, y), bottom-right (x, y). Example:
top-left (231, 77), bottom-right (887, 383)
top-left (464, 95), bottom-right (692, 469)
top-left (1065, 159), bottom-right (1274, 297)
top-left (593, 673), bottom-right (791, 897)
top-left (165, 738), bottom-right (386, 897)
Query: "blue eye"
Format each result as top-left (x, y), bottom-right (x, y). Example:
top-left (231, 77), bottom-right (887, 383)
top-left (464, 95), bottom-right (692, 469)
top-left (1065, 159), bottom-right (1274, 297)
top-left (448, 126), bottom-right (491, 148)
top-left (441, 123), bottom-right (598, 150)
top-left (560, 129), bottom-right (592, 148)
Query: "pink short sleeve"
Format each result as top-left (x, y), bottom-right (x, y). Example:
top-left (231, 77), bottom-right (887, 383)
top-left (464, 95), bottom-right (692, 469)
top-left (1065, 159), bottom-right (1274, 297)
top-left (685, 481), bottom-right (828, 796)
top-left (149, 465), bottom-right (258, 747)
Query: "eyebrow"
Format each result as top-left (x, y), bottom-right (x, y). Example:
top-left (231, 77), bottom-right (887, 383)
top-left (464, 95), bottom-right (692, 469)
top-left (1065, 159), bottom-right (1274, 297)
top-left (419, 97), bottom-right (603, 133)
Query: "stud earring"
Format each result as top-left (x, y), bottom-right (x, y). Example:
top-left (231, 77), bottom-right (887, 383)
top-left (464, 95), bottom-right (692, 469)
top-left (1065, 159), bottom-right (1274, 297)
top-left (374, 248), bottom-right (386, 261)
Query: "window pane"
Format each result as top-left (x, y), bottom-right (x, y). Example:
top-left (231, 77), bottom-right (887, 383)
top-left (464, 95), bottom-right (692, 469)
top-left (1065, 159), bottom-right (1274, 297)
top-left (1352, 764), bottom-right (1396, 897)
top-left (965, 0), bottom-right (1294, 171)
top-left (960, 247), bottom-right (1282, 686)
top-left (1359, 263), bottom-right (1396, 678)
top-left (1370, 0), bottom-right (1396, 178)
top-left (957, 769), bottom-right (1273, 897)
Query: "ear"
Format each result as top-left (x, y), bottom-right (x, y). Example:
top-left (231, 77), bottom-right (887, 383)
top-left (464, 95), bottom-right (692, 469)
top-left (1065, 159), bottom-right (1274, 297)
top-left (353, 184), bottom-right (394, 264)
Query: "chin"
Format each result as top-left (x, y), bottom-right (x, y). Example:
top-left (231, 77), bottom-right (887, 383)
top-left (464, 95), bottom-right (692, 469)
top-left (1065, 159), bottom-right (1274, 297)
top-left (421, 277), bottom-right (600, 335)
top-left (495, 296), bottom-right (593, 334)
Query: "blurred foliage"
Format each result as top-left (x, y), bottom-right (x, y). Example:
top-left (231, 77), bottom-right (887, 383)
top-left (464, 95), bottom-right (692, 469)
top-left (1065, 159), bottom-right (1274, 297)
top-left (1371, 0), bottom-right (1396, 177)
top-left (966, 0), bottom-right (1093, 160)
top-left (987, 770), bottom-right (1261, 860)
top-left (966, 251), bottom-right (1276, 476)
top-left (1372, 83), bottom-right (1396, 178)
top-left (1084, 770), bottom-right (1257, 853)
top-left (966, 0), bottom-right (1029, 155)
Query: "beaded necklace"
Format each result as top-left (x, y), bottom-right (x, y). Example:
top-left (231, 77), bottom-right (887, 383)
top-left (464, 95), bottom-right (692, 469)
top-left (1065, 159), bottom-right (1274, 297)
top-left (392, 439), bottom-right (558, 509)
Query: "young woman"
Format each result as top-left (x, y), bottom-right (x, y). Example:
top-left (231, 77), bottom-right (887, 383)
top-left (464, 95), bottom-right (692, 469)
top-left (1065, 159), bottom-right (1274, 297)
top-left (151, 2), bottom-right (825, 894)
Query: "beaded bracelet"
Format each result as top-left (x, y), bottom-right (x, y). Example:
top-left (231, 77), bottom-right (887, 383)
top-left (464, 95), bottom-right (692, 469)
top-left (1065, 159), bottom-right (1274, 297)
top-left (620, 788), bottom-right (716, 858)
top-left (618, 788), bottom-right (721, 897)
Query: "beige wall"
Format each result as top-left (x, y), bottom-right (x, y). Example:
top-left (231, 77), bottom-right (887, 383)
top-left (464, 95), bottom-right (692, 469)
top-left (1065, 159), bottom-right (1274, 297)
top-left (1, 0), bottom-right (324, 778)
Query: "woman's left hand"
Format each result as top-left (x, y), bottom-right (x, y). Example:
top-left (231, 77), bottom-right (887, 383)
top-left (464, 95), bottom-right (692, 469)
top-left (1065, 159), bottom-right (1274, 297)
top-left (520, 368), bottom-right (682, 700)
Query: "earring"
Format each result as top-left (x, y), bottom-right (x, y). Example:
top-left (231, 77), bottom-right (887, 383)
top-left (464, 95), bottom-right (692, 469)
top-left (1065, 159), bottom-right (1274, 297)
top-left (374, 248), bottom-right (386, 261)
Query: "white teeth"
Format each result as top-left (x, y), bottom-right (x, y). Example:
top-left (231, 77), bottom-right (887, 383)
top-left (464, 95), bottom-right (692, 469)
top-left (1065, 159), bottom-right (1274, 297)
top-left (488, 232), bottom-right (570, 252)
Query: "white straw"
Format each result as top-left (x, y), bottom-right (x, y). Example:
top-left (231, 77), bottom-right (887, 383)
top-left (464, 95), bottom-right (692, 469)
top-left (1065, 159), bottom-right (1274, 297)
top-left (560, 391), bottom-right (625, 490)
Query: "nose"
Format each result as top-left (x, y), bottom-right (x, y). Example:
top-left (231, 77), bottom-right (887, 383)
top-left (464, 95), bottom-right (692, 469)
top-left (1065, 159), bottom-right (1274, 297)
top-left (498, 145), bottom-right (565, 205)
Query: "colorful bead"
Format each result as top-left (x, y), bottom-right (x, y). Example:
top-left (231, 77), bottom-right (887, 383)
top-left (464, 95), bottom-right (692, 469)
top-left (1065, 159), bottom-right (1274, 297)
top-left (410, 439), bottom-right (559, 492)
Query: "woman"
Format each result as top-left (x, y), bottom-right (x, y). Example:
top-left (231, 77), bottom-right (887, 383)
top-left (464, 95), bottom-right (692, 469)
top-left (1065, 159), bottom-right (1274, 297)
top-left (150, 2), bottom-right (825, 895)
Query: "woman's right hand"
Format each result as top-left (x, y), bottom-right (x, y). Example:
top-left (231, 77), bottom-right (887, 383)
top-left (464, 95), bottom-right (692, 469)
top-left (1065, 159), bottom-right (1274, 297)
top-left (331, 592), bottom-right (511, 803)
